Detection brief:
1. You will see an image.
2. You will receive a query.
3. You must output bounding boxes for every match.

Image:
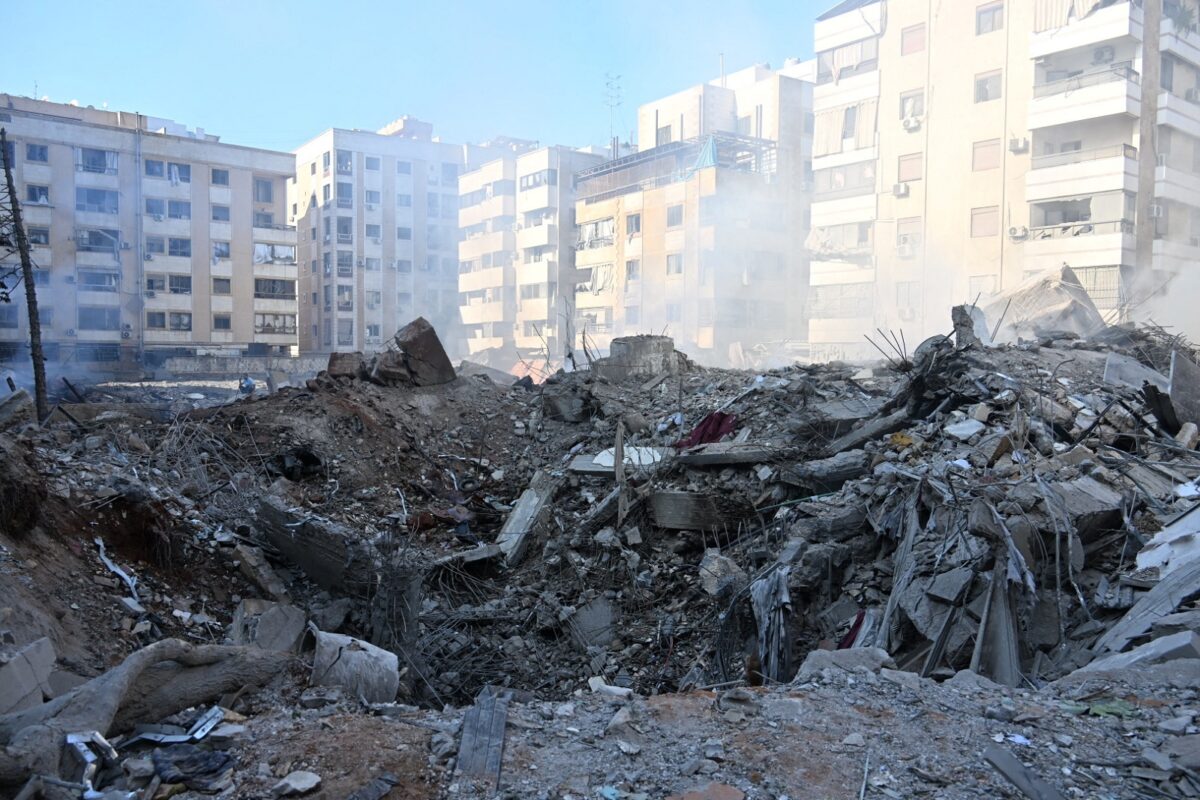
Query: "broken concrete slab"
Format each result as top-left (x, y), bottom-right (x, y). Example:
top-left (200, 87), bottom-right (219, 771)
top-left (0, 389), bottom-right (35, 431)
top-left (392, 317), bottom-right (456, 386)
top-left (1171, 350), bottom-right (1200, 428)
top-left (794, 647), bottom-right (895, 682)
top-left (1152, 609), bottom-right (1200, 638)
top-left (0, 637), bottom-right (55, 714)
top-left (1136, 505), bottom-right (1200, 578)
top-left (779, 450), bottom-right (869, 493)
top-left (698, 550), bottom-right (747, 597)
top-left (1079, 631), bottom-right (1200, 674)
top-left (650, 491), bottom-right (723, 531)
top-left (541, 381), bottom-right (595, 422)
top-left (495, 471), bottom-right (561, 564)
top-left (230, 600), bottom-right (306, 652)
top-left (590, 335), bottom-right (682, 381)
top-left (306, 628), bottom-right (399, 703)
top-left (1103, 352), bottom-right (1169, 392)
top-left (1095, 557), bottom-right (1200, 654)
top-left (326, 352), bottom-right (365, 379)
top-left (1049, 476), bottom-right (1124, 543)
top-left (821, 409), bottom-right (909, 458)
top-left (235, 543), bottom-right (291, 601)
top-left (676, 442), bottom-right (778, 467)
top-left (945, 418), bottom-right (986, 441)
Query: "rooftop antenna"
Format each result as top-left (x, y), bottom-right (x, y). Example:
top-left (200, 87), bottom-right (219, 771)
top-left (604, 73), bottom-right (622, 146)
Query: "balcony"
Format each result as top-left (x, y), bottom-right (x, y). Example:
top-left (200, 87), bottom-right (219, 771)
top-left (1159, 90), bottom-right (1200, 132)
top-left (1029, 1), bottom-right (1140, 60)
top-left (466, 336), bottom-right (506, 354)
top-left (1023, 219), bottom-right (1134, 273)
top-left (336, 197), bottom-right (353, 209)
top-left (460, 301), bottom-right (508, 325)
top-left (1156, 163), bottom-right (1200, 208)
top-left (1029, 63), bottom-right (1140, 130)
top-left (517, 223), bottom-right (557, 250)
top-left (517, 297), bottom-right (553, 321)
top-left (1026, 144), bottom-right (1138, 202)
top-left (520, 184), bottom-right (558, 212)
top-left (252, 222), bottom-right (298, 244)
top-left (459, 265), bottom-right (512, 293)
top-left (517, 259), bottom-right (556, 285)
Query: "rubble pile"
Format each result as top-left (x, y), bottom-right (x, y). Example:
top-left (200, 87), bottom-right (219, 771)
top-left (7, 314), bottom-right (1200, 797)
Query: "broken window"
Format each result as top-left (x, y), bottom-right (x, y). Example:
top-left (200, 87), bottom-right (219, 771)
top-left (336, 285), bottom-right (354, 311)
top-left (146, 311), bottom-right (166, 329)
top-left (253, 243), bottom-right (296, 264)
top-left (77, 229), bottom-right (119, 253)
top-left (28, 227), bottom-right (49, 246)
top-left (212, 277), bottom-right (231, 294)
top-left (145, 198), bottom-right (166, 217)
top-left (214, 314), bottom-right (232, 330)
top-left (145, 275), bottom-right (166, 292)
top-left (145, 159), bottom-right (164, 177)
top-left (167, 162), bottom-right (191, 183)
top-left (336, 217), bottom-right (353, 243)
top-left (970, 206), bottom-right (1000, 237)
top-left (899, 90), bottom-right (925, 119)
top-left (337, 251), bottom-right (354, 277)
top-left (336, 318), bottom-right (353, 345)
top-left (25, 143), bottom-right (48, 162)
top-left (212, 241), bottom-right (231, 260)
top-left (626, 214), bottom-right (641, 235)
top-left (167, 200), bottom-right (190, 220)
top-left (212, 205), bottom-right (231, 222)
top-left (626, 259), bottom-right (641, 281)
top-left (336, 150), bottom-right (353, 174)
top-left (26, 185), bottom-right (49, 204)
top-left (975, 70), bottom-right (1002, 103)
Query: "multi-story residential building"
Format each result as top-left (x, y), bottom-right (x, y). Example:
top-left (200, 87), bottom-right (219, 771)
top-left (0, 95), bottom-right (297, 366)
top-left (458, 145), bottom-right (605, 362)
top-left (807, 0), bottom-right (1200, 360)
top-left (571, 64), bottom-right (814, 366)
top-left (291, 119), bottom-right (509, 355)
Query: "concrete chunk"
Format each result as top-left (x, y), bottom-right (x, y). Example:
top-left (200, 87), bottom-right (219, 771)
top-left (1080, 631), bottom-right (1200, 674)
top-left (0, 637), bottom-right (56, 714)
top-left (794, 647), bottom-right (895, 682)
top-left (230, 600), bottom-right (307, 652)
top-left (393, 317), bottom-right (456, 386)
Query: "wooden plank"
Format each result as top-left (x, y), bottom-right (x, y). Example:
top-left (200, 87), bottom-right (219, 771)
top-left (1094, 557), bottom-right (1200, 654)
top-left (457, 692), bottom-right (509, 789)
top-left (676, 441), bottom-right (778, 466)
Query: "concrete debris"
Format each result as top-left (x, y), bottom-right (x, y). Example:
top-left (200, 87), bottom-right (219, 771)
top-left (272, 770), bottom-right (322, 797)
top-left (306, 627), bottom-right (400, 703)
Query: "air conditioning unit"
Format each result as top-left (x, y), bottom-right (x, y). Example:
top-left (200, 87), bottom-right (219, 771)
top-left (898, 308), bottom-right (916, 321)
top-left (143, 253), bottom-right (154, 261)
top-left (357, 258), bottom-right (365, 267)
top-left (1008, 225), bottom-right (1029, 240)
top-left (1009, 137), bottom-right (1030, 154)
top-left (152, 214), bottom-right (163, 222)
top-left (1092, 45), bottom-right (1115, 65)
top-left (144, 290), bottom-right (156, 297)
top-left (120, 242), bottom-right (131, 250)
top-left (902, 116), bottom-right (922, 132)
top-left (893, 182), bottom-right (910, 198)
top-left (897, 242), bottom-right (917, 258)
top-left (121, 331), bottom-right (131, 339)
top-left (1150, 203), bottom-right (1166, 218)
top-left (66, 328), bottom-right (76, 337)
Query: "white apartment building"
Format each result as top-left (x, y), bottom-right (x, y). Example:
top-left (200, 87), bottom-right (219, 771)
top-left (0, 95), bottom-right (297, 367)
top-left (458, 145), bottom-right (605, 363)
top-left (807, 0), bottom-right (1200, 360)
top-left (571, 64), bottom-right (814, 366)
top-left (291, 119), bottom-right (505, 355)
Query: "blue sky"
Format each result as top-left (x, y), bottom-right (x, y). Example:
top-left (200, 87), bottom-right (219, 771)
top-left (7, 0), bottom-right (818, 152)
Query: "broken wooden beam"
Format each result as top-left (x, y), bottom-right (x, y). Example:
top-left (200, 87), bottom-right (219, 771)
top-left (457, 691), bottom-right (510, 790)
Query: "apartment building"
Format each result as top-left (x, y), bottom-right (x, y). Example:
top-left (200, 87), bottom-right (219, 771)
top-left (291, 119), bottom-right (506, 355)
top-left (0, 95), bottom-right (297, 366)
top-left (807, 0), bottom-right (1200, 360)
top-left (458, 145), bottom-right (605, 362)
top-left (571, 64), bottom-right (814, 366)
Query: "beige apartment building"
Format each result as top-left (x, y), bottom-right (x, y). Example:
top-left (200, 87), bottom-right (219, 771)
top-left (808, 0), bottom-right (1200, 360)
top-left (0, 95), bottom-right (297, 366)
top-left (290, 120), bottom-right (512, 355)
top-left (458, 145), bottom-right (605, 362)
top-left (571, 64), bottom-right (813, 366)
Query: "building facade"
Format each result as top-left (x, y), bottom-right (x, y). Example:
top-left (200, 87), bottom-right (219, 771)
top-left (290, 119), bottom-right (503, 355)
top-left (458, 145), bottom-right (605, 363)
top-left (0, 95), bottom-right (297, 366)
top-left (571, 65), bottom-right (814, 367)
top-left (808, 0), bottom-right (1200, 360)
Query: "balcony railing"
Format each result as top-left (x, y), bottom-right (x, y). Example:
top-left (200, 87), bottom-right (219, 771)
top-left (1032, 143), bottom-right (1138, 169)
top-left (336, 197), bottom-right (353, 209)
top-left (253, 222), bottom-right (297, 232)
top-left (254, 291), bottom-right (297, 300)
top-left (337, 233), bottom-right (353, 244)
top-left (1028, 219), bottom-right (1134, 239)
top-left (1033, 62), bottom-right (1138, 98)
top-left (77, 164), bottom-right (117, 175)
top-left (256, 324), bottom-right (298, 335)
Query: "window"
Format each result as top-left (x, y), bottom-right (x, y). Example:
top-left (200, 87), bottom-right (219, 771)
top-left (145, 159), bottom-right (164, 177)
top-left (397, 193), bottom-right (412, 207)
top-left (336, 285), bottom-right (354, 311)
top-left (442, 163), bottom-right (459, 184)
top-left (897, 217), bottom-right (923, 247)
top-left (336, 318), bottom-right (353, 345)
top-left (37, 307), bottom-right (52, 326)
top-left (626, 214), bottom-right (641, 235)
top-left (26, 185), bottom-right (49, 204)
top-left (364, 190), bottom-right (381, 205)
top-left (254, 278), bottom-right (296, 299)
top-left (253, 243), bottom-right (296, 264)
top-left (77, 229), bottom-right (119, 252)
top-left (212, 277), bottom-right (231, 294)
top-left (213, 314), bottom-right (232, 331)
top-left (168, 238), bottom-right (192, 257)
top-left (842, 105), bottom-right (858, 139)
top-left (336, 150), bottom-right (352, 174)
top-left (365, 156), bottom-right (381, 171)
top-left (900, 90), bottom-right (925, 119)
top-left (28, 227), bottom-right (49, 246)
top-left (397, 160), bottom-right (412, 175)
top-left (337, 251), bottom-right (354, 276)
top-left (397, 291), bottom-right (412, 306)
top-left (366, 224), bottom-right (381, 239)
top-left (971, 206), bottom-right (1000, 237)
top-left (816, 36), bottom-right (879, 83)
top-left (625, 306), bottom-right (641, 325)
top-left (169, 312), bottom-right (192, 331)
top-left (976, 1), bottom-right (1004, 35)
top-left (211, 168), bottom-right (229, 186)
top-left (145, 275), bottom-right (166, 292)
top-left (1163, 54), bottom-right (1176, 93)
top-left (25, 143), bottom-right (48, 162)
top-left (167, 200), bottom-right (190, 219)
top-left (253, 177), bottom-right (273, 203)
top-left (169, 275), bottom-right (192, 295)
top-left (667, 205), bottom-right (684, 228)
top-left (145, 198), bottom-right (165, 217)
top-left (78, 307), bottom-right (121, 330)
top-left (78, 148), bottom-right (117, 174)
top-left (0, 306), bottom-right (16, 329)
top-left (254, 211), bottom-right (274, 227)
top-left (973, 139), bottom-right (1002, 171)
top-left (167, 162), bottom-right (191, 183)
top-left (396, 259), bottom-right (412, 272)
top-left (366, 290), bottom-right (382, 309)
top-left (427, 193), bottom-right (440, 216)
top-left (145, 236), bottom-right (165, 255)
top-left (365, 257), bottom-right (381, 271)
top-left (626, 259), bottom-right (641, 280)
top-left (666, 253), bottom-right (684, 275)
top-left (367, 324), bottom-right (381, 339)
top-left (519, 168), bottom-right (558, 191)
top-left (519, 283), bottom-right (544, 300)
top-left (212, 204), bottom-right (231, 222)
top-left (397, 226), bottom-right (412, 240)
top-left (901, 23), bottom-right (926, 55)
top-left (75, 188), bottom-right (118, 214)
top-left (975, 71), bottom-right (1002, 103)
top-left (898, 153), bottom-right (923, 182)
top-left (146, 312), bottom-right (166, 329)
top-left (212, 241), bottom-right (231, 259)
top-left (666, 304), bottom-right (681, 322)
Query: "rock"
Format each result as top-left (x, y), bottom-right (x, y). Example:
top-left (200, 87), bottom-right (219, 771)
top-left (393, 317), bottom-right (456, 386)
top-left (1177, 422), bottom-right (1200, 450)
top-left (842, 732), bottom-right (866, 747)
top-left (944, 670), bottom-right (1005, 691)
top-left (229, 600), bottom-right (306, 652)
top-left (299, 687), bottom-right (342, 709)
top-left (430, 731), bottom-right (457, 762)
top-left (272, 770), bottom-right (321, 797)
top-left (1160, 715), bottom-right (1194, 735)
top-left (703, 738), bottom-right (725, 760)
top-left (542, 382), bottom-right (595, 422)
top-left (1166, 735), bottom-right (1200, 770)
top-left (605, 706), bottom-right (633, 737)
top-left (698, 550), bottom-right (746, 597)
top-left (235, 544), bottom-right (291, 601)
top-left (795, 647), bottom-right (895, 682)
top-left (0, 389), bottom-right (35, 431)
